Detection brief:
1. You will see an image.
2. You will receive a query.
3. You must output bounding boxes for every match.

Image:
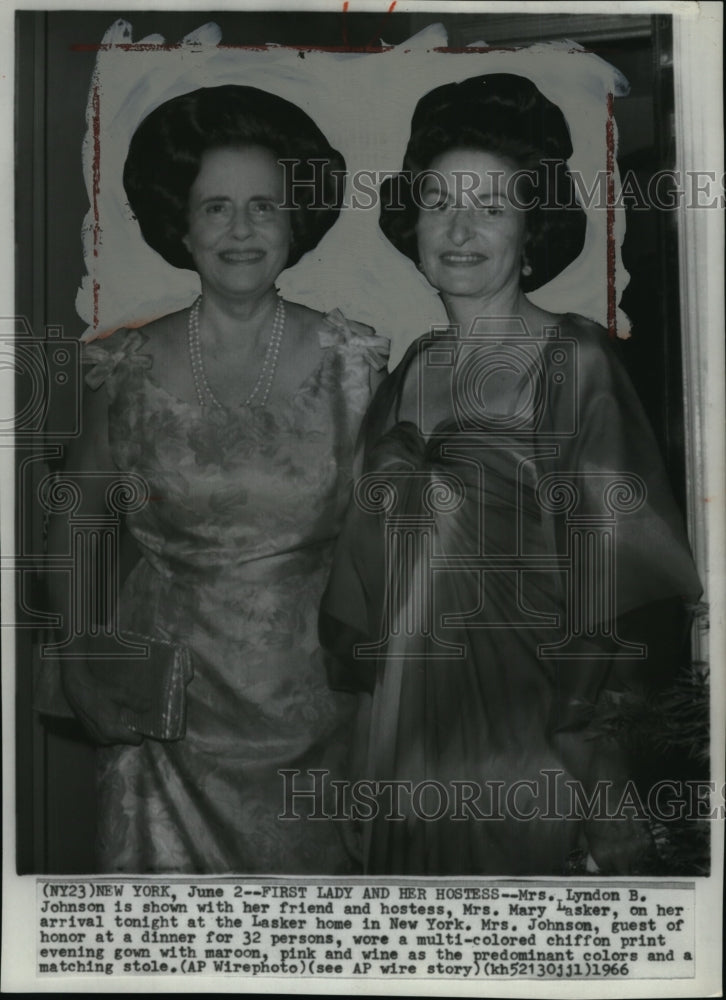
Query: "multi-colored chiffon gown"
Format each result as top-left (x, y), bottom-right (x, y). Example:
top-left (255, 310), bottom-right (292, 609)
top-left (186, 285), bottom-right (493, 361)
top-left (321, 314), bottom-right (702, 875)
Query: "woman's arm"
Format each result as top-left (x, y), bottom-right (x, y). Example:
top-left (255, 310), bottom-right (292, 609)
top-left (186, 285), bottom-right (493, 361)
top-left (46, 379), bottom-right (142, 745)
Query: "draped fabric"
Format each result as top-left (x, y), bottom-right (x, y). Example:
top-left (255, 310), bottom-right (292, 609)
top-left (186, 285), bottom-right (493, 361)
top-left (83, 309), bottom-right (388, 874)
top-left (321, 314), bottom-right (701, 876)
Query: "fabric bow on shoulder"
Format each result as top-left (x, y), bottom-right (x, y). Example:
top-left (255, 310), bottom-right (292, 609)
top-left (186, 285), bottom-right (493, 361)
top-left (319, 309), bottom-right (390, 372)
top-left (84, 330), bottom-right (153, 390)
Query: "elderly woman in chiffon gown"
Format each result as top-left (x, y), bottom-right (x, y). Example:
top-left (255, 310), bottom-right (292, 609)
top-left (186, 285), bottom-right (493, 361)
top-left (320, 74), bottom-right (701, 876)
top-left (46, 85), bottom-right (388, 874)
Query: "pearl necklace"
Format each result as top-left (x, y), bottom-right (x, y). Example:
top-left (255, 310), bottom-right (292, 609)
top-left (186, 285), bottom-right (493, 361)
top-left (187, 295), bottom-right (286, 409)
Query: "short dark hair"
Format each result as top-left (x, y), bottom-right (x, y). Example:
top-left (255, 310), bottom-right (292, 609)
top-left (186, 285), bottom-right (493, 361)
top-left (379, 74), bottom-right (587, 291)
top-left (123, 85), bottom-right (345, 270)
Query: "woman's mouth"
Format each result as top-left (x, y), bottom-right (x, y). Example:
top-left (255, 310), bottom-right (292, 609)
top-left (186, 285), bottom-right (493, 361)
top-left (439, 252), bottom-right (488, 267)
top-left (218, 249), bottom-right (266, 264)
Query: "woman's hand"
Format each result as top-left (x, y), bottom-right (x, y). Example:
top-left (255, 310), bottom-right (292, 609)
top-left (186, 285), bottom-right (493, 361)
top-left (61, 661), bottom-right (143, 746)
top-left (553, 729), bottom-right (656, 875)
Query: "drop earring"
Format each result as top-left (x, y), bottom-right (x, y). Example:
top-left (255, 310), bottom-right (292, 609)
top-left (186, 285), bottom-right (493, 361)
top-left (521, 255), bottom-right (533, 278)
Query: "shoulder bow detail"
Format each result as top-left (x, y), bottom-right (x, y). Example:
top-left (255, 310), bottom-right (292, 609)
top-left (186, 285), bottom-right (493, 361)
top-left (83, 330), bottom-right (152, 390)
top-left (319, 309), bottom-right (390, 372)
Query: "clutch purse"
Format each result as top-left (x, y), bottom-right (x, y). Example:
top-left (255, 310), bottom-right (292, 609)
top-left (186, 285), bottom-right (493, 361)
top-left (86, 630), bottom-right (194, 741)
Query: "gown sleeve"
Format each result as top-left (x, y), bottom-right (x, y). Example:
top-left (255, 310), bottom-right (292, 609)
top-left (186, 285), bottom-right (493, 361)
top-left (33, 328), bottom-right (151, 719)
top-left (540, 317), bottom-right (702, 726)
top-left (552, 316), bottom-right (701, 613)
top-left (318, 344), bottom-right (417, 692)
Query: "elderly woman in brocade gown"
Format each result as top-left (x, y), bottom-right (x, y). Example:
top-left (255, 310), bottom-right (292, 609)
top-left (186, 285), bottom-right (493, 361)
top-left (46, 85), bottom-right (388, 874)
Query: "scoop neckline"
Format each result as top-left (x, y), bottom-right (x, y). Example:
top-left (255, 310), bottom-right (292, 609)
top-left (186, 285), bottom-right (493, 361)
top-left (111, 313), bottom-right (333, 414)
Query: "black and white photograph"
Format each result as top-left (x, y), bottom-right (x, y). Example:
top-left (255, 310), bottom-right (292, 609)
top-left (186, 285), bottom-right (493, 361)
top-left (2, 1), bottom-right (723, 994)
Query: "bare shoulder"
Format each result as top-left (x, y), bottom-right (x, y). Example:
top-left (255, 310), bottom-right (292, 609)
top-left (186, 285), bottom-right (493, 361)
top-left (125, 313), bottom-right (187, 400)
top-left (134, 309), bottom-right (188, 364)
top-left (283, 300), bottom-right (326, 350)
top-left (287, 300), bottom-right (381, 340)
top-left (284, 300), bottom-right (324, 325)
top-left (562, 311), bottom-right (608, 339)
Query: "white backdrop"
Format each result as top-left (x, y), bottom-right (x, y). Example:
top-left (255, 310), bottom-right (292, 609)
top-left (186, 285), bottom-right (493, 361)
top-left (77, 19), bottom-right (630, 364)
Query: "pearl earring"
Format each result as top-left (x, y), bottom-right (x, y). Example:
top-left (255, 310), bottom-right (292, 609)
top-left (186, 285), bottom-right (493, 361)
top-left (521, 258), bottom-right (533, 278)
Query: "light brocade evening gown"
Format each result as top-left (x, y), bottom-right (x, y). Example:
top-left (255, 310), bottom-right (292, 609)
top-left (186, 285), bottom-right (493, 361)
top-left (83, 307), bottom-right (389, 874)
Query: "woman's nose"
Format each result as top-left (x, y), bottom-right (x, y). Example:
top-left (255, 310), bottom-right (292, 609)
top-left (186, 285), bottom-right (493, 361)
top-left (447, 209), bottom-right (474, 245)
top-left (229, 206), bottom-right (253, 238)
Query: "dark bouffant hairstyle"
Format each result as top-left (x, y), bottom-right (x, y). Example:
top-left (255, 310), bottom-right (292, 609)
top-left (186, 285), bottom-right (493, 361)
top-left (123, 85), bottom-right (345, 270)
top-left (379, 74), bottom-right (587, 291)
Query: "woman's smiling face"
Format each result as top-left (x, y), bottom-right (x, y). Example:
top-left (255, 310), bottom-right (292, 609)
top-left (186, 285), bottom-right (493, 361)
top-left (183, 145), bottom-right (292, 302)
top-left (415, 148), bottom-right (528, 305)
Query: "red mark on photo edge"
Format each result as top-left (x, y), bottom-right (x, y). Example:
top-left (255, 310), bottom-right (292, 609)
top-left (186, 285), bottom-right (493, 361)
top-left (433, 45), bottom-right (586, 55)
top-left (606, 92), bottom-right (616, 339)
top-left (361, 1), bottom-right (397, 50)
top-left (92, 79), bottom-right (102, 331)
top-left (341, 1), bottom-right (349, 48)
top-left (338, 0), bottom-right (398, 50)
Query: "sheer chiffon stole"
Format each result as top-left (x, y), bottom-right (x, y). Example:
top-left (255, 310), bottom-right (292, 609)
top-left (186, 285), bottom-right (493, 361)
top-left (357, 337), bottom-right (582, 872)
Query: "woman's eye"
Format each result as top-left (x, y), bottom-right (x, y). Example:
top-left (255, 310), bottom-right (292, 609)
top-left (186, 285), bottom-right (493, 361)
top-left (204, 202), bottom-right (230, 216)
top-left (479, 204), bottom-right (505, 216)
top-left (423, 198), bottom-right (450, 212)
top-left (250, 200), bottom-right (275, 215)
